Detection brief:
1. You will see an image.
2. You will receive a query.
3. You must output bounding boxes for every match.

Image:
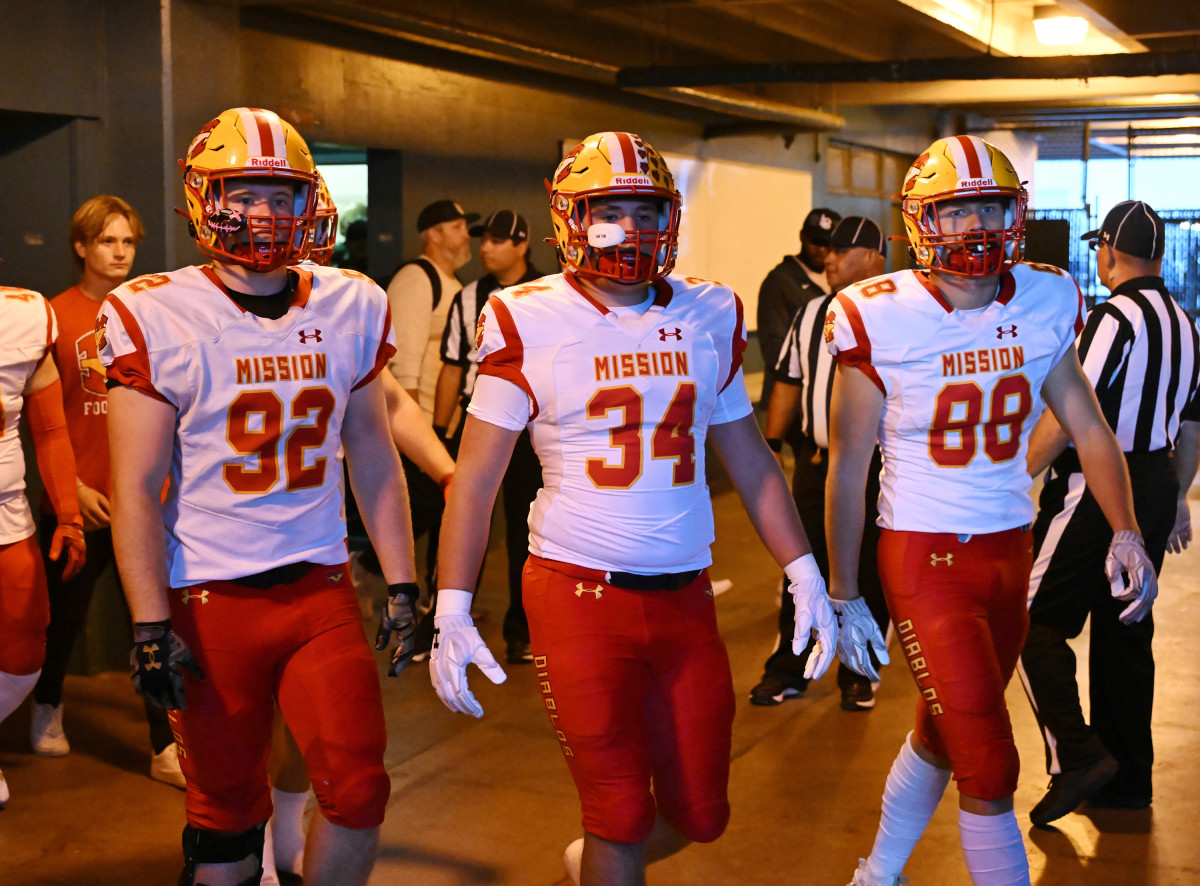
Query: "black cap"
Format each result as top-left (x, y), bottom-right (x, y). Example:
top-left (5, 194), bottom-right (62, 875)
top-left (830, 216), bottom-right (886, 257)
top-left (801, 208), bottom-right (841, 245)
top-left (469, 210), bottom-right (529, 244)
top-left (416, 200), bottom-right (479, 234)
top-left (1081, 200), bottom-right (1165, 261)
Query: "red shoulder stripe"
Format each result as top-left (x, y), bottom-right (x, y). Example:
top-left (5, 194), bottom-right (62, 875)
top-left (478, 298), bottom-right (540, 420)
top-left (832, 293), bottom-right (885, 394)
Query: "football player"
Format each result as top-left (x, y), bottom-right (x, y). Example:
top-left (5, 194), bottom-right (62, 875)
top-left (825, 135), bottom-right (1152, 886)
top-left (101, 107), bottom-right (418, 886)
top-left (0, 281), bottom-right (86, 805)
top-left (428, 131), bottom-right (845, 886)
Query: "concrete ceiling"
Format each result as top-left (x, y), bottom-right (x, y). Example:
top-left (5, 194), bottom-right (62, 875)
top-left (246, 0), bottom-right (1200, 153)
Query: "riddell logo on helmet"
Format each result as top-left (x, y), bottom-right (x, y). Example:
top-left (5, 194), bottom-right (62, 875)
top-left (247, 156), bottom-right (287, 168)
top-left (611, 174), bottom-right (653, 187)
top-left (959, 178), bottom-right (995, 188)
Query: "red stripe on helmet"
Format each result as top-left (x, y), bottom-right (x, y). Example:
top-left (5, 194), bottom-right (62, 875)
top-left (954, 135), bottom-right (983, 180)
top-left (248, 107), bottom-right (279, 157)
top-left (612, 132), bottom-right (640, 176)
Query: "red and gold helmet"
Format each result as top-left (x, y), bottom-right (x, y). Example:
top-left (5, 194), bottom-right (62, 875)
top-left (310, 174), bottom-right (339, 266)
top-left (180, 107), bottom-right (319, 271)
top-left (549, 131), bottom-right (681, 284)
top-left (900, 135), bottom-right (1027, 277)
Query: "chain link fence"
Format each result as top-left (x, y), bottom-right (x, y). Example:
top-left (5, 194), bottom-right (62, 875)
top-left (1030, 208), bottom-right (1200, 316)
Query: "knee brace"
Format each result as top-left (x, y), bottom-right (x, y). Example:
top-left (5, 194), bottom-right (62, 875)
top-left (179, 822), bottom-right (266, 886)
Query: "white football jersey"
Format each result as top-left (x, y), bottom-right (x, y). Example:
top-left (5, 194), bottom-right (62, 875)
top-left (470, 272), bottom-right (752, 573)
top-left (99, 265), bottom-right (394, 586)
top-left (0, 287), bottom-right (55, 543)
top-left (827, 263), bottom-right (1083, 534)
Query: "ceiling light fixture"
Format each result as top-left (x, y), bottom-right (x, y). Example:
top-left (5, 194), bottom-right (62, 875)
top-left (1033, 5), bottom-right (1089, 46)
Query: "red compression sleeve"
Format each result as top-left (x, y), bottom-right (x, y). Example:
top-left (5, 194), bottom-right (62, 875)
top-left (25, 379), bottom-right (83, 525)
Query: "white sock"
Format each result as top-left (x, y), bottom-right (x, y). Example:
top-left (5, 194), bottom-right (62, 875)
top-left (865, 733), bottom-right (952, 879)
top-left (260, 825), bottom-right (280, 886)
top-left (958, 808), bottom-right (1030, 886)
top-left (270, 787), bottom-right (310, 874)
top-left (0, 670), bottom-right (40, 724)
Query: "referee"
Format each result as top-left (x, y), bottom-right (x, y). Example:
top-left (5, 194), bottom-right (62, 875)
top-left (432, 209), bottom-right (544, 664)
top-left (752, 216), bottom-right (891, 709)
top-left (1021, 200), bottom-right (1200, 826)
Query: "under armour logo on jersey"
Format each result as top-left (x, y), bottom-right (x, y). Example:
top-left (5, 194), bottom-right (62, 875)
top-left (658, 328), bottom-right (683, 341)
top-left (298, 329), bottom-right (323, 344)
top-left (996, 325), bottom-right (1018, 339)
top-left (930, 553), bottom-right (954, 567)
top-left (180, 589), bottom-right (209, 605)
top-left (575, 583), bottom-right (604, 599)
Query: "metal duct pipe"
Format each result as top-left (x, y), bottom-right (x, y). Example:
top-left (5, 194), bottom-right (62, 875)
top-left (617, 50), bottom-right (1200, 89)
top-left (633, 87), bottom-right (844, 130)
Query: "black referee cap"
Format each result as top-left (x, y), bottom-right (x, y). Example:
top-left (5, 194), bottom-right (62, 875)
top-left (830, 216), bottom-right (886, 257)
top-left (1082, 201), bottom-right (1164, 261)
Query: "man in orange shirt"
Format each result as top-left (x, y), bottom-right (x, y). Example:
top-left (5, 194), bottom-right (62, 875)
top-left (30, 196), bottom-right (183, 787)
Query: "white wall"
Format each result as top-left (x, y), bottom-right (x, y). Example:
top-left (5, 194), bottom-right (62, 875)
top-left (665, 153), bottom-right (813, 330)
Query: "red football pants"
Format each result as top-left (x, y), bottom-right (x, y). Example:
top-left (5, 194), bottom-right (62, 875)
top-left (168, 564), bottom-right (389, 832)
top-left (522, 557), bottom-right (735, 844)
top-left (0, 533), bottom-right (49, 674)
top-left (878, 527), bottom-right (1032, 801)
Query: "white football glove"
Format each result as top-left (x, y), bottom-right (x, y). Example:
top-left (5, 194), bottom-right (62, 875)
top-left (429, 589), bottom-right (507, 717)
top-left (1105, 530), bottom-right (1158, 625)
top-left (785, 554), bottom-right (837, 680)
top-left (831, 596), bottom-right (889, 681)
top-left (1167, 499), bottom-right (1192, 554)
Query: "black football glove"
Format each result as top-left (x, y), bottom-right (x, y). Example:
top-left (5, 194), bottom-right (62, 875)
top-left (375, 582), bottom-right (420, 677)
top-left (130, 619), bottom-right (204, 710)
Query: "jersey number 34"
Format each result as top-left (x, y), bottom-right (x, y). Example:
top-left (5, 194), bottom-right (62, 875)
top-left (586, 383), bottom-right (696, 489)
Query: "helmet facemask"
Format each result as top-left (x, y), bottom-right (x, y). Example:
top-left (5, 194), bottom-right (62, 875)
top-left (310, 175), bottom-right (339, 266)
top-left (554, 188), bottom-right (680, 284)
top-left (903, 190), bottom-right (1026, 277)
top-left (185, 171), bottom-right (317, 272)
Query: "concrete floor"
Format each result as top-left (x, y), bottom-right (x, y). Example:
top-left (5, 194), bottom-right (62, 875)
top-left (2, 482), bottom-right (1199, 885)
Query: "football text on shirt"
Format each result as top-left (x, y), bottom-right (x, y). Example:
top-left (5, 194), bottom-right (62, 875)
top-left (235, 353), bottom-right (328, 386)
top-left (594, 350), bottom-right (689, 382)
top-left (941, 346), bottom-right (1024, 378)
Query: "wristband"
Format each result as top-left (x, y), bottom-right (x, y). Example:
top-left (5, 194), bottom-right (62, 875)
top-left (783, 552), bottom-right (821, 585)
top-left (133, 619), bottom-right (172, 642)
top-left (766, 438), bottom-right (784, 453)
top-left (436, 588), bottom-right (473, 617)
top-left (387, 582), bottom-right (421, 602)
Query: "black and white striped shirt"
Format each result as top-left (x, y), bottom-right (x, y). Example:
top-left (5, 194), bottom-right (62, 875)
top-left (439, 265), bottom-right (542, 403)
top-left (1075, 276), bottom-right (1200, 453)
top-left (776, 292), bottom-right (836, 448)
